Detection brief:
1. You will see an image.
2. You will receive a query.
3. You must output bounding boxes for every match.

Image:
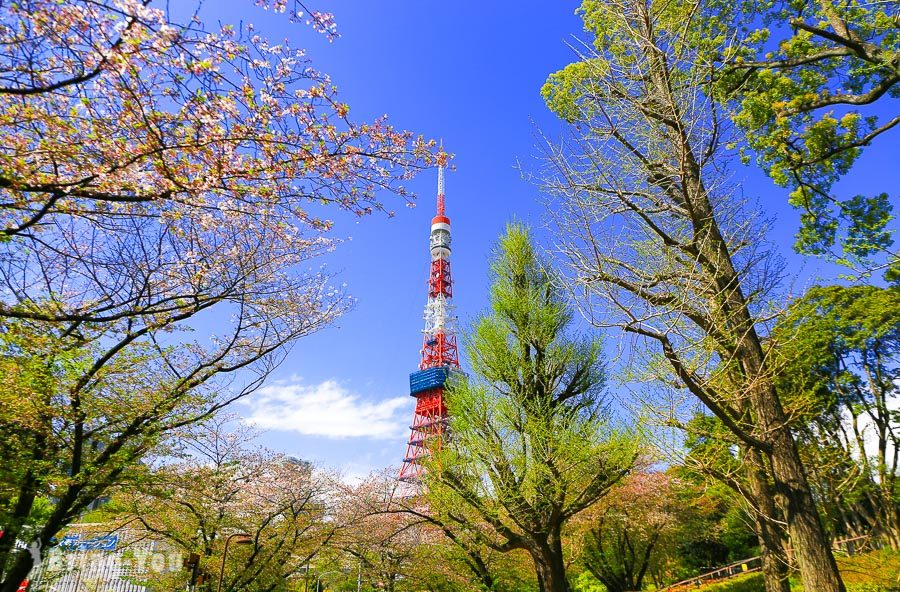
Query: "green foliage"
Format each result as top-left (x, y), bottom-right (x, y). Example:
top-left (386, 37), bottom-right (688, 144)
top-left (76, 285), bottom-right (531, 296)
top-left (717, 0), bottom-right (899, 270)
top-left (426, 223), bottom-right (636, 592)
top-left (543, 0), bottom-right (737, 123)
top-left (772, 282), bottom-right (900, 545)
top-left (772, 284), bottom-right (899, 460)
top-left (0, 318), bottom-right (223, 584)
top-left (0, 325), bottom-right (153, 538)
top-left (773, 284), bottom-right (899, 413)
top-left (572, 571), bottom-right (607, 592)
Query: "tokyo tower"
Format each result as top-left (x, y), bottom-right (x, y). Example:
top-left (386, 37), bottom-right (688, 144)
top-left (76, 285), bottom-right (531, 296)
top-left (398, 155), bottom-right (459, 486)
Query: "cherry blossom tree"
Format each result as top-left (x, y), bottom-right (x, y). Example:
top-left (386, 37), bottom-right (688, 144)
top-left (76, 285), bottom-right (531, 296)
top-left (113, 418), bottom-right (339, 592)
top-left (580, 472), bottom-right (681, 592)
top-left (332, 471), bottom-right (527, 592)
top-left (0, 0), bottom-right (434, 328)
top-left (0, 2), bottom-right (435, 589)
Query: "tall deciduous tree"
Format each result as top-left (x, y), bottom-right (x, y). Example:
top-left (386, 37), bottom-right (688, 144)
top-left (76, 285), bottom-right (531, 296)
top-left (540, 0), bottom-right (844, 589)
top-left (716, 0), bottom-right (899, 272)
top-left (425, 224), bottom-right (636, 592)
top-left (773, 285), bottom-right (900, 547)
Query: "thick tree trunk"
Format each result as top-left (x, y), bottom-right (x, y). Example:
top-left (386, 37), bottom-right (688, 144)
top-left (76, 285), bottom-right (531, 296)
top-left (0, 554), bottom-right (33, 592)
top-left (1, 482), bottom-right (94, 592)
top-left (0, 525), bottom-right (18, 580)
top-left (0, 518), bottom-right (48, 592)
top-left (744, 447), bottom-right (791, 592)
top-left (529, 533), bottom-right (570, 592)
top-left (766, 416), bottom-right (845, 591)
top-left (689, 146), bottom-right (845, 592)
top-left (693, 198), bottom-right (847, 592)
top-left (885, 503), bottom-right (900, 550)
top-left (730, 310), bottom-right (844, 591)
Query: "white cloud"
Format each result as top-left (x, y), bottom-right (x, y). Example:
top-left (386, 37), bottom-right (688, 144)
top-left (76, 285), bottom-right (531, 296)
top-left (241, 379), bottom-right (409, 439)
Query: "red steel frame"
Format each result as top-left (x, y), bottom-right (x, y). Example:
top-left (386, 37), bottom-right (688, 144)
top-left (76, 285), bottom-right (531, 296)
top-left (428, 258), bottom-right (453, 299)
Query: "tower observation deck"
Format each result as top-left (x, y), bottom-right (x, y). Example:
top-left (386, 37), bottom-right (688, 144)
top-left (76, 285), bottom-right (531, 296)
top-left (398, 155), bottom-right (459, 487)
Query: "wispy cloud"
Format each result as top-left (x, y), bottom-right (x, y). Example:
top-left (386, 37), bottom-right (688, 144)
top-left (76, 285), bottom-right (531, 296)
top-left (241, 379), bottom-right (408, 439)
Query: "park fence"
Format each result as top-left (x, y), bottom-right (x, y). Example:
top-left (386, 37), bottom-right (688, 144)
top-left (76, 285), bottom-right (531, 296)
top-left (661, 534), bottom-right (873, 591)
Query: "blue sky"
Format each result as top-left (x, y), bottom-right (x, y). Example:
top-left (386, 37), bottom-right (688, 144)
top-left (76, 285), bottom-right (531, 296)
top-left (197, 1), bottom-right (899, 480)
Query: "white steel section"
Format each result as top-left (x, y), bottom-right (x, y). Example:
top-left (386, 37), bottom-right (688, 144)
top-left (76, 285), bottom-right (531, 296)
top-left (430, 227), bottom-right (452, 259)
top-left (438, 166), bottom-right (445, 197)
top-left (422, 295), bottom-right (456, 335)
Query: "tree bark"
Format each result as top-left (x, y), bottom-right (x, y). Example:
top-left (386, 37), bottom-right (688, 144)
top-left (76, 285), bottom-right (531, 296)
top-left (740, 341), bottom-right (845, 592)
top-left (744, 447), bottom-right (791, 592)
top-left (770, 428), bottom-right (845, 590)
top-left (680, 94), bottom-right (845, 592)
top-left (529, 532), bottom-right (570, 592)
top-left (0, 448), bottom-right (43, 591)
top-left (466, 552), bottom-right (496, 591)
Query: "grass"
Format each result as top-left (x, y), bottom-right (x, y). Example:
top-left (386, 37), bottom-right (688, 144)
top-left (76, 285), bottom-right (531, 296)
top-left (688, 572), bottom-right (766, 592)
top-left (834, 548), bottom-right (900, 590)
top-left (690, 549), bottom-right (900, 592)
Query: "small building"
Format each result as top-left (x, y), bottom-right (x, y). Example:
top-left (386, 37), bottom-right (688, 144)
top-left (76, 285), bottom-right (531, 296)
top-left (26, 526), bottom-right (181, 592)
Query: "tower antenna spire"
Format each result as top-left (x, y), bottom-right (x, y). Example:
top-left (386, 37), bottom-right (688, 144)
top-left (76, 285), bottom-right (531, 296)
top-left (436, 142), bottom-right (446, 217)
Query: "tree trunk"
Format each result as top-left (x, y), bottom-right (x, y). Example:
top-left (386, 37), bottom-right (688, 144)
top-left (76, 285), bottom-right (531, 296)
top-left (1, 482), bottom-right (94, 592)
top-left (529, 534), bottom-right (570, 592)
top-left (690, 154), bottom-right (845, 592)
top-left (884, 501), bottom-right (900, 550)
top-left (644, 16), bottom-right (846, 589)
top-left (766, 418), bottom-right (845, 591)
top-left (439, 524), bottom-right (496, 590)
top-left (744, 447), bottom-right (791, 592)
top-left (471, 558), bottom-right (496, 591)
top-left (461, 546), bottom-right (495, 591)
top-left (736, 333), bottom-right (844, 591)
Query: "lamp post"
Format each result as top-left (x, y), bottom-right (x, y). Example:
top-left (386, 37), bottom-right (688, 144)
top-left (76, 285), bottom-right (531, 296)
top-left (216, 533), bottom-right (253, 592)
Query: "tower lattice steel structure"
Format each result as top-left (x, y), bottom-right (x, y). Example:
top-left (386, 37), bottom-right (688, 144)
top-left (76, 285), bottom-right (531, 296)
top-left (398, 157), bottom-right (459, 486)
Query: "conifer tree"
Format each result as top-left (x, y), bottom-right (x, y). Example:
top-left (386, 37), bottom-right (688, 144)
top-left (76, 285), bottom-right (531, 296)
top-left (425, 224), bottom-right (635, 592)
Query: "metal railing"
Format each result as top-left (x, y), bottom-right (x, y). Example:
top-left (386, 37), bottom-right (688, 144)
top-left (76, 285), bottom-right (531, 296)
top-left (660, 534), bottom-right (872, 591)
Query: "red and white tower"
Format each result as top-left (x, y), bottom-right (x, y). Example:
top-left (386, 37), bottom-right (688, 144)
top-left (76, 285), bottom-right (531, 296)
top-left (398, 156), bottom-right (459, 486)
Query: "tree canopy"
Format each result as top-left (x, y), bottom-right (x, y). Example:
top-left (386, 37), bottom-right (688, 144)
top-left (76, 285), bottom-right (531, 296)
top-left (716, 0), bottom-right (898, 271)
top-left (425, 224), bottom-right (636, 592)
